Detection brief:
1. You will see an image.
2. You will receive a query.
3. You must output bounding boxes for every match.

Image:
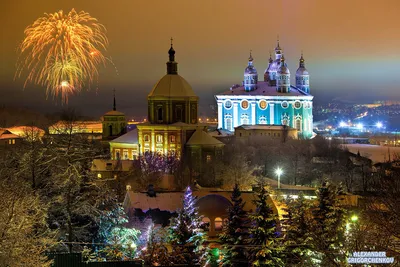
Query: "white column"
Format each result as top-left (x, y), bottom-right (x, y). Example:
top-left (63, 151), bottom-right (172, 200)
top-left (217, 102), bottom-right (223, 129)
top-left (233, 102), bottom-right (239, 128)
top-left (269, 103), bottom-right (275, 124)
top-left (251, 103), bottom-right (256, 125)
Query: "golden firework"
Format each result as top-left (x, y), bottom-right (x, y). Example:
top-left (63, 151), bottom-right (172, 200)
top-left (16, 9), bottom-right (108, 103)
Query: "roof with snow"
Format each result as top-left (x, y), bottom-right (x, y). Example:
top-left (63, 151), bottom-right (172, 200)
top-left (0, 129), bottom-right (21, 140)
top-left (103, 110), bottom-right (125, 116)
top-left (216, 82), bottom-right (311, 97)
top-left (110, 128), bottom-right (138, 144)
top-left (148, 74), bottom-right (198, 98)
top-left (236, 124), bottom-right (296, 130)
top-left (186, 129), bottom-right (224, 146)
top-left (341, 144), bottom-right (400, 163)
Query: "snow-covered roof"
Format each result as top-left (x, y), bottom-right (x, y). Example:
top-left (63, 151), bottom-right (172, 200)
top-left (341, 144), bottom-right (400, 163)
top-left (110, 128), bottom-right (138, 144)
top-left (0, 129), bottom-right (21, 140)
top-left (103, 110), bottom-right (125, 116)
top-left (216, 82), bottom-right (311, 97)
top-left (208, 129), bottom-right (233, 137)
top-left (186, 129), bottom-right (224, 146)
top-left (91, 159), bottom-right (134, 172)
top-left (148, 74), bottom-right (198, 98)
top-left (236, 124), bottom-right (295, 130)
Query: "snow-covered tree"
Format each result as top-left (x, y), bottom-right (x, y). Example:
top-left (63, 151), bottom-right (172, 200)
top-left (248, 186), bottom-right (284, 266)
top-left (310, 181), bottom-right (347, 266)
top-left (168, 186), bottom-right (206, 265)
top-left (283, 193), bottom-right (315, 266)
top-left (0, 175), bottom-right (55, 267)
top-left (138, 222), bottom-right (169, 266)
top-left (219, 184), bottom-right (248, 266)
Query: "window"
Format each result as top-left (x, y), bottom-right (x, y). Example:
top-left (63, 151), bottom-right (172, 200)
top-left (156, 148), bottom-right (163, 155)
top-left (97, 173), bottom-right (102, 179)
top-left (157, 106), bottom-right (163, 122)
top-left (281, 101), bottom-right (288, 109)
top-left (170, 135), bottom-right (176, 143)
top-left (225, 114), bottom-right (233, 131)
top-left (259, 100), bottom-right (267, 110)
top-left (294, 101), bottom-right (302, 109)
top-left (225, 100), bottom-right (232, 109)
top-left (215, 217), bottom-right (223, 231)
top-left (282, 119), bottom-right (288, 126)
top-left (156, 134), bottom-right (163, 143)
top-left (241, 100), bottom-right (249, 110)
top-left (202, 217), bottom-right (210, 230)
top-left (123, 149), bottom-right (129, 160)
top-left (295, 119), bottom-right (302, 132)
top-left (240, 114), bottom-right (249, 125)
top-left (12, 139), bottom-right (15, 144)
top-left (259, 116), bottom-right (267, 124)
top-left (115, 150), bottom-right (120, 160)
top-left (206, 154), bottom-right (212, 163)
top-left (144, 134), bottom-right (150, 142)
top-left (8, 140), bottom-right (11, 145)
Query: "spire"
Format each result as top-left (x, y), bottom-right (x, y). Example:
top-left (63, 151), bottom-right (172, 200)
top-left (113, 88), bottom-right (116, 111)
top-left (167, 38), bottom-right (178, 74)
top-left (275, 35), bottom-right (281, 52)
top-left (299, 51), bottom-right (305, 68)
top-left (249, 50), bottom-right (253, 62)
top-left (269, 51), bottom-right (273, 63)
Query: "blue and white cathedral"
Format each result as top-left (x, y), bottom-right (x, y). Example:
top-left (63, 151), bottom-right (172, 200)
top-left (215, 40), bottom-right (314, 139)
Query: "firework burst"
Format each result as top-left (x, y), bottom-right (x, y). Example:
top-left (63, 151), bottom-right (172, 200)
top-left (16, 9), bottom-right (109, 103)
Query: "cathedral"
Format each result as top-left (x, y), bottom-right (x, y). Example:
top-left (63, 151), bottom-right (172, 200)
top-left (215, 40), bottom-right (314, 139)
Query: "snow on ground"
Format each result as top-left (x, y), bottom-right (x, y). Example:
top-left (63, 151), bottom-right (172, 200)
top-left (341, 144), bottom-right (400, 163)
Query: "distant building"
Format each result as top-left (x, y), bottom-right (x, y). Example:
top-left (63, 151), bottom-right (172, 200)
top-left (101, 91), bottom-right (127, 140)
top-left (235, 124), bottom-right (298, 143)
top-left (215, 39), bottom-right (313, 139)
top-left (0, 129), bottom-right (23, 148)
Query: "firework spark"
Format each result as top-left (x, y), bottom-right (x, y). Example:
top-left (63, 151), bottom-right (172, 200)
top-left (16, 9), bottom-right (108, 103)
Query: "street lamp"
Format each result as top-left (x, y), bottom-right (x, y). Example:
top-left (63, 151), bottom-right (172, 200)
top-left (275, 167), bottom-right (283, 189)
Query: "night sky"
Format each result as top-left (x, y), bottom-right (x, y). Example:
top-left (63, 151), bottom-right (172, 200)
top-left (1, 0), bottom-right (400, 118)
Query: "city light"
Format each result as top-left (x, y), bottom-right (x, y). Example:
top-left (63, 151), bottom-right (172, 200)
top-left (339, 121), bottom-right (347, 127)
top-left (275, 167), bottom-right (283, 189)
top-left (356, 123), bottom-right (363, 129)
top-left (376, 122), bottom-right (383, 128)
top-left (351, 215), bottom-right (358, 222)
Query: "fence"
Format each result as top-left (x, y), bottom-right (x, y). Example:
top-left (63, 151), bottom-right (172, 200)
top-left (48, 253), bottom-right (144, 267)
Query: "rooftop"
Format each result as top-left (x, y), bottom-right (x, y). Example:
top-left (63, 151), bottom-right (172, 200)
top-left (236, 124), bottom-right (295, 130)
top-left (216, 82), bottom-right (311, 97)
top-left (186, 129), bottom-right (224, 146)
top-left (148, 74), bottom-right (198, 98)
top-left (110, 128), bottom-right (138, 144)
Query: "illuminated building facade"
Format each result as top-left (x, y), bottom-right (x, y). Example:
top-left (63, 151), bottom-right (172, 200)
top-left (215, 40), bottom-right (314, 139)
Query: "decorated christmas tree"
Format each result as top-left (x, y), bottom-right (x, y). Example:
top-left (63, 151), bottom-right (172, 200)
top-left (168, 186), bottom-right (206, 265)
top-left (248, 185), bottom-right (284, 266)
top-left (219, 184), bottom-right (248, 267)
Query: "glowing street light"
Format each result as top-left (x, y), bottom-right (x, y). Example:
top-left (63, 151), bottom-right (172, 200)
top-left (376, 122), bottom-right (383, 129)
top-left (275, 167), bottom-right (283, 189)
top-left (351, 215), bottom-right (358, 222)
top-left (356, 123), bottom-right (363, 130)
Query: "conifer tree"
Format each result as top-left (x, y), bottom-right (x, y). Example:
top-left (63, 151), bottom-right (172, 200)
top-left (219, 184), bottom-right (248, 267)
top-left (248, 186), bottom-right (284, 266)
top-left (168, 186), bottom-right (206, 265)
top-left (283, 193), bottom-right (315, 266)
top-left (311, 181), bottom-right (346, 266)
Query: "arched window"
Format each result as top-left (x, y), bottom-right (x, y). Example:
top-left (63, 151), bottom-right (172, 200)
top-left (144, 134), bottom-right (150, 142)
top-left (225, 114), bottom-right (233, 131)
top-left (215, 217), bottom-right (223, 231)
top-left (170, 135), bottom-right (176, 143)
top-left (240, 114), bottom-right (249, 125)
top-left (156, 134), bottom-right (163, 143)
top-left (259, 116), bottom-right (267, 124)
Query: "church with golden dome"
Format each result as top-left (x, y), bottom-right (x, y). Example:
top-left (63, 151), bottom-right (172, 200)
top-left (108, 40), bottom-right (224, 182)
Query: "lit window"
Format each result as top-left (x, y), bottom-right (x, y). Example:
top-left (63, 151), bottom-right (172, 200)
top-left (144, 134), bottom-right (150, 142)
top-left (156, 134), bottom-right (163, 143)
top-left (225, 114), bottom-right (233, 131)
top-left (259, 100), bottom-right (267, 110)
top-left (296, 119), bottom-right (302, 132)
top-left (241, 114), bottom-right (249, 125)
top-left (115, 150), bottom-right (120, 160)
top-left (12, 139), bottom-right (15, 144)
top-left (123, 149), bottom-right (129, 160)
top-left (215, 217), bottom-right (223, 231)
top-left (241, 100), bottom-right (249, 110)
top-left (97, 173), bottom-right (102, 179)
top-left (206, 154), bottom-right (212, 163)
top-left (170, 135), bottom-right (176, 143)
top-left (8, 140), bottom-right (11, 144)
top-left (294, 101), bottom-right (302, 109)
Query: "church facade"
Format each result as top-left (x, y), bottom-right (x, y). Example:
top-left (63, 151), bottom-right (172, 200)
top-left (215, 40), bottom-right (314, 139)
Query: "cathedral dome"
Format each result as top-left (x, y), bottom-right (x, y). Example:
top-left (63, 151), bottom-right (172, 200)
top-left (244, 53), bottom-right (257, 75)
top-left (296, 67), bottom-right (309, 75)
top-left (277, 57), bottom-right (290, 75)
top-left (148, 74), bottom-right (197, 98)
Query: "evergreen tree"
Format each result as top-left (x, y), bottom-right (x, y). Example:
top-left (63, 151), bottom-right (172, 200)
top-left (311, 181), bottom-right (346, 266)
top-left (248, 186), bottom-right (284, 266)
top-left (168, 186), bottom-right (206, 265)
top-left (283, 193), bottom-right (315, 266)
top-left (219, 184), bottom-right (248, 266)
